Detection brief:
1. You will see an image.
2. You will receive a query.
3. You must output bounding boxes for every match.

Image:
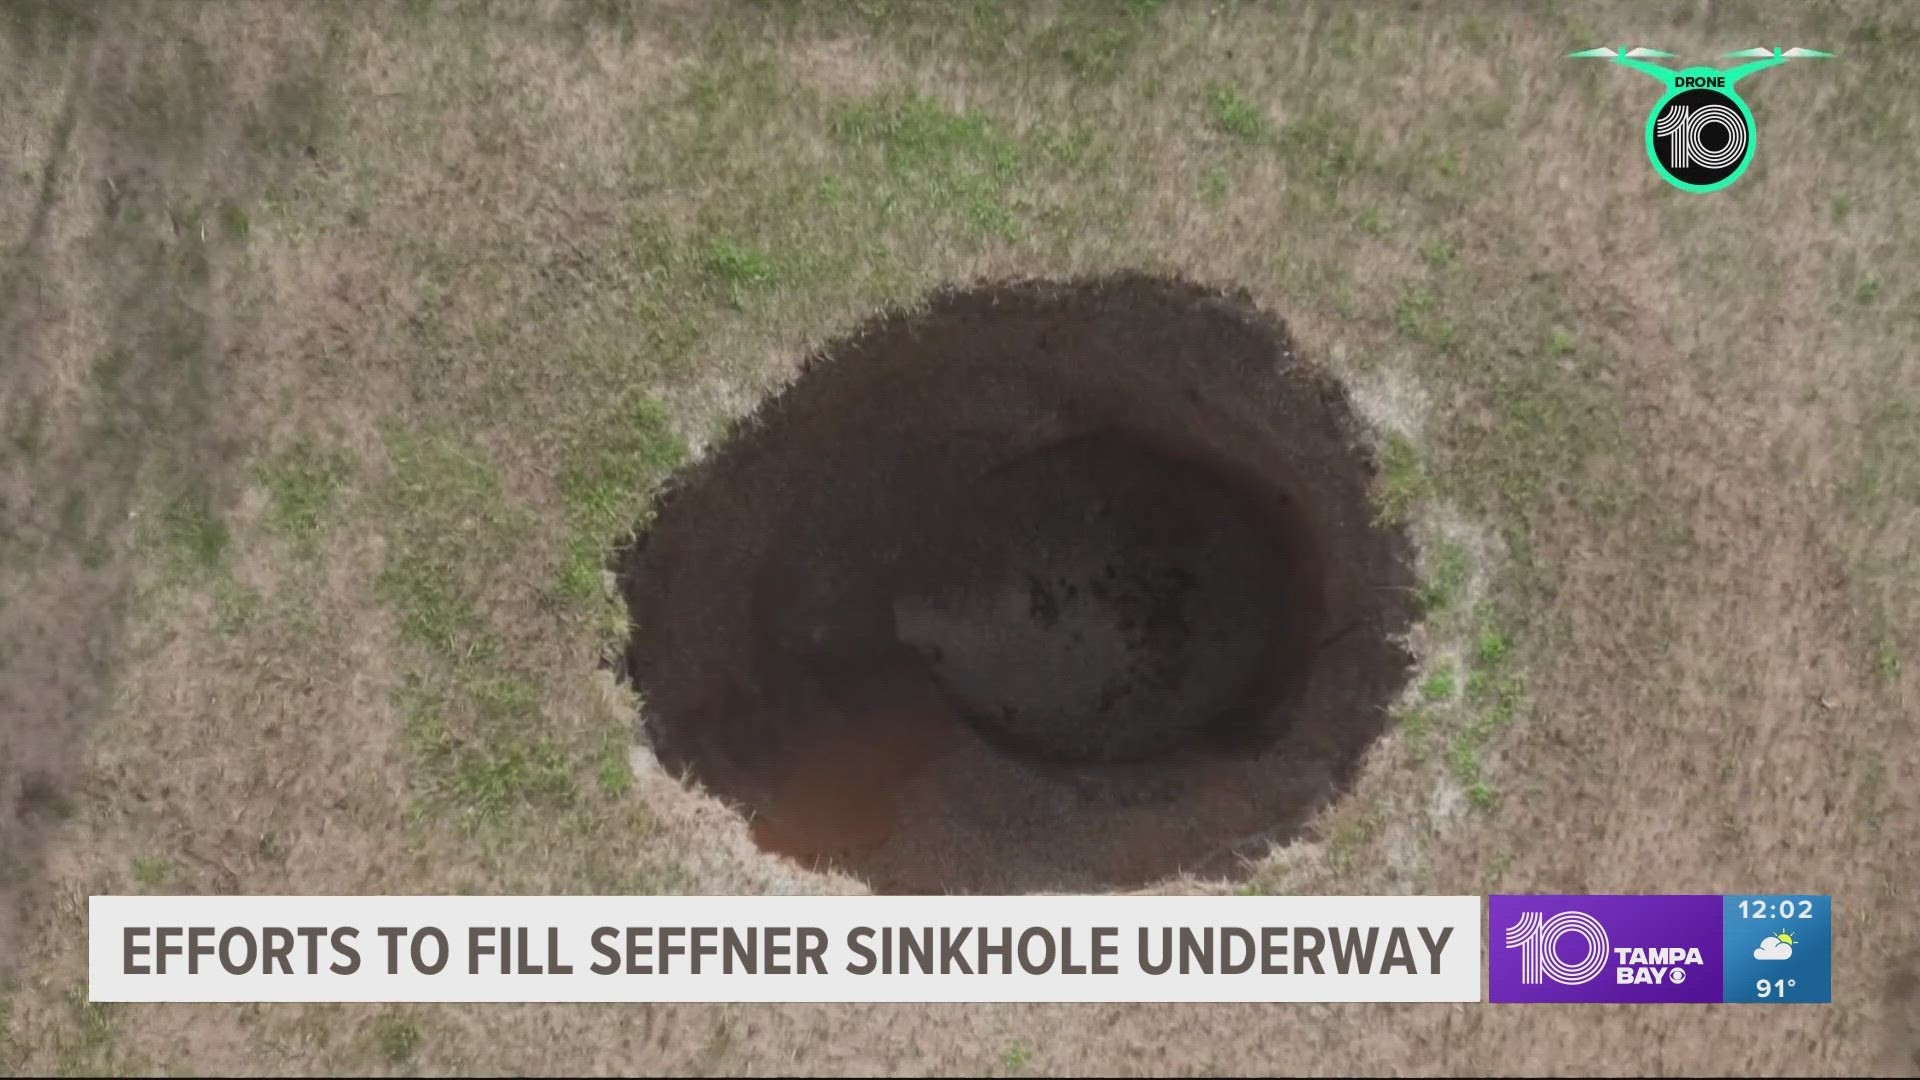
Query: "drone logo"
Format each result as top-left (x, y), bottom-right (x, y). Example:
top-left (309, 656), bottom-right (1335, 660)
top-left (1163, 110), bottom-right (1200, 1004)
top-left (1570, 46), bottom-right (1834, 192)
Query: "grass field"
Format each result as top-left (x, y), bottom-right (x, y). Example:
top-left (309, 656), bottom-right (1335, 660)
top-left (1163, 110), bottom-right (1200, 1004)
top-left (2, 0), bottom-right (1916, 1074)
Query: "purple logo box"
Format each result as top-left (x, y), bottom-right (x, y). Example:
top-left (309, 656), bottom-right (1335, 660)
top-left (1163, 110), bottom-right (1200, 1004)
top-left (1490, 895), bottom-right (1723, 1003)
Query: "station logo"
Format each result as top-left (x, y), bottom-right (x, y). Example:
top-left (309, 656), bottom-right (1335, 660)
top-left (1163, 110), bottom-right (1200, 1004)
top-left (1490, 895), bottom-right (1723, 1003)
top-left (1569, 46), bottom-right (1833, 193)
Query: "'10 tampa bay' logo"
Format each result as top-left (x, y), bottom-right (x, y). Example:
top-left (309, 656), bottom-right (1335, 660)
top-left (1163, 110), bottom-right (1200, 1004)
top-left (1569, 46), bottom-right (1833, 192)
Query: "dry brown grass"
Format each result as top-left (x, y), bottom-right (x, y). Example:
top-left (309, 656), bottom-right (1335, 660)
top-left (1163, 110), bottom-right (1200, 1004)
top-left (2, 0), bottom-right (1916, 1074)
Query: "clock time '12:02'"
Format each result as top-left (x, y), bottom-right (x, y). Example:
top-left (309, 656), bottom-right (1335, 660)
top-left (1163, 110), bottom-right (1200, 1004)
top-left (1739, 898), bottom-right (1815, 920)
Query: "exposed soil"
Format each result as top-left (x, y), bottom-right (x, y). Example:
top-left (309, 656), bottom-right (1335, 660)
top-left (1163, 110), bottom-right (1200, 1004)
top-left (619, 276), bottom-right (1419, 893)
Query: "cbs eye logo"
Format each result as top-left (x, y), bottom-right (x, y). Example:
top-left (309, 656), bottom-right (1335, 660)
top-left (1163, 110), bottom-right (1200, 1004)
top-left (1570, 46), bottom-right (1832, 193)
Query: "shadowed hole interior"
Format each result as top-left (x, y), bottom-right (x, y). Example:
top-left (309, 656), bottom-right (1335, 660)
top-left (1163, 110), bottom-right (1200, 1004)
top-left (619, 275), bottom-right (1417, 893)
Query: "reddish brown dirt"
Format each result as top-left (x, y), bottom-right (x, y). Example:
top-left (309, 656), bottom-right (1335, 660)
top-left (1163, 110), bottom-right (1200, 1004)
top-left (747, 647), bottom-right (969, 866)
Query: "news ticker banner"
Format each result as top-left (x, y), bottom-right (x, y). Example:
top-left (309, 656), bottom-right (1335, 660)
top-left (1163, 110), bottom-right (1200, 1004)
top-left (88, 894), bottom-right (1831, 1004)
top-left (92, 895), bottom-right (1480, 1003)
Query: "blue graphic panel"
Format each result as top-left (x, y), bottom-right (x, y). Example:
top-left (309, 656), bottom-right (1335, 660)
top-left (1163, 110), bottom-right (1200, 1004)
top-left (1721, 895), bottom-right (1832, 1003)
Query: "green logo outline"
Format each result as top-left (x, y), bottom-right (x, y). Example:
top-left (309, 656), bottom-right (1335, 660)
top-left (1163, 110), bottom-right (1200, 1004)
top-left (1569, 46), bottom-right (1833, 193)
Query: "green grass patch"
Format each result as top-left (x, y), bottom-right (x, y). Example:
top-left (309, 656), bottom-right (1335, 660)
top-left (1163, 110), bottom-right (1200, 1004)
top-left (218, 199), bottom-right (251, 241)
top-left (130, 856), bottom-right (173, 887)
top-left (1409, 606), bottom-right (1524, 807)
top-left (0, 998), bottom-right (16, 1076)
top-left (701, 238), bottom-right (780, 300)
top-left (596, 735), bottom-right (634, 798)
top-left (1395, 704), bottom-right (1433, 759)
top-left (1488, 848), bottom-right (1513, 882)
top-left (450, 738), bottom-right (575, 815)
top-left (1407, 596), bottom-right (1524, 806)
top-left (399, 673), bottom-right (578, 818)
top-left (1474, 626), bottom-right (1512, 666)
top-left (379, 553), bottom-right (489, 661)
top-left (1419, 539), bottom-right (1472, 613)
top-left (1481, 359), bottom-right (1621, 512)
top-left (385, 427), bottom-right (503, 531)
top-left (558, 533), bottom-right (614, 603)
top-left (557, 396), bottom-right (687, 602)
top-left (1873, 638), bottom-right (1901, 681)
top-left (152, 485), bottom-right (229, 574)
top-left (471, 674), bottom-right (540, 722)
top-left (1420, 239), bottom-right (1455, 268)
top-left (1324, 803), bottom-right (1381, 871)
top-left (371, 1014), bottom-right (420, 1064)
top-left (829, 94), bottom-right (1024, 237)
top-left (1445, 729), bottom-right (1481, 784)
top-left (257, 439), bottom-right (353, 542)
top-left (1394, 286), bottom-right (1456, 350)
top-left (399, 674), bottom-right (456, 758)
top-left (1467, 668), bottom-right (1522, 722)
top-left (1326, 806), bottom-right (1378, 853)
top-left (376, 427), bottom-right (527, 647)
top-left (1207, 84), bottom-right (1268, 141)
top-left (54, 981), bottom-right (119, 1073)
top-left (1373, 431), bottom-right (1428, 523)
top-left (640, 214), bottom-right (840, 315)
top-left (377, 423), bottom-right (607, 822)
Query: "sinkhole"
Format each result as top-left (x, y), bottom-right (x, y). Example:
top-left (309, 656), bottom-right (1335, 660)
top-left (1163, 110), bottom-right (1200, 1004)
top-left (618, 276), bottom-right (1418, 893)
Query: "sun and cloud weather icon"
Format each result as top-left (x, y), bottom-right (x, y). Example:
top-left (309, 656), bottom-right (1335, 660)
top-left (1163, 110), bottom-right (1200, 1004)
top-left (1754, 931), bottom-right (1796, 961)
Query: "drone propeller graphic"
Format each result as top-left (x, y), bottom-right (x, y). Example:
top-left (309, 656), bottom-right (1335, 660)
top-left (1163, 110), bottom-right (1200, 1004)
top-left (1568, 45), bottom-right (1835, 85)
top-left (1724, 47), bottom-right (1835, 58)
top-left (1567, 47), bottom-right (1676, 59)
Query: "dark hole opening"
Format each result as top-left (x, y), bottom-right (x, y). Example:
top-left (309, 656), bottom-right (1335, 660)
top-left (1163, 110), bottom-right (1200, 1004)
top-left (619, 276), bottom-right (1417, 893)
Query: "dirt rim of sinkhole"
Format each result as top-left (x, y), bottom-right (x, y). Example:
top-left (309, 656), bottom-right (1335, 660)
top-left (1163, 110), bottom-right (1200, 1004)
top-left (618, 275), bottom-right (1419, 894)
